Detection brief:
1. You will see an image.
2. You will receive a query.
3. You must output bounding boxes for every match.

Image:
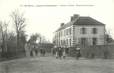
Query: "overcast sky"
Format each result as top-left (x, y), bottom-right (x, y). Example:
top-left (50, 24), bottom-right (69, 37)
top-left (0, 0), bottom-right (114, 42)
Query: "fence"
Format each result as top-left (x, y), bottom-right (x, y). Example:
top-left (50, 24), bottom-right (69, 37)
top-left (69, 45), bottom-right (114, 59)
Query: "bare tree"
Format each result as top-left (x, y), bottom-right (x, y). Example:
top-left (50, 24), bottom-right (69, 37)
top-left (11, 10), bottom-right (26, 52)
top-left (0, 21), bottom-right (8, 54)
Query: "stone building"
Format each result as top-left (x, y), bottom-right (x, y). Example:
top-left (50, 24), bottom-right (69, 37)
top-left (53, 14), bottom-right (106, 47)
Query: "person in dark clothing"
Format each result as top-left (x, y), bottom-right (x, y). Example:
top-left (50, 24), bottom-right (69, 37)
top-left (52, 46), bottom-right (57, 56)
top-left (42, 49), bottom-right (46, 56)
top-left (75, 47), bottom-right (81, 60)
top-left (58, 47), bottom-right (63, 59)
top-left (55, 47), bottom-right (59, 59)
top-left (40, 48), bottom-right (43, 56)
top-left (62, 48), bottom-right (66, 59)
top-left (35, 49), bottom-right (38, 56)
top-left (30, 50), bottom-right (33, 56)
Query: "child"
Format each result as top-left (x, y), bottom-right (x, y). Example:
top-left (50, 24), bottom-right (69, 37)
top-left (55, 51), bottom-right (58, 59)
top-left (63, 49), bottom-right (66, 59)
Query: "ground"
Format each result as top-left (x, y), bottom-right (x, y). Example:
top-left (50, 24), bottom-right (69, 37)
top-left (0, 56), bottom-right (114, 73)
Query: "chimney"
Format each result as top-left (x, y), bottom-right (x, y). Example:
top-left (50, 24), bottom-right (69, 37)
top-left (71, 16), bottom-right (74, 21)
top-left (71, 14), bottom-right (79, 21)
top-left (61, 23), bottom-right (64, 27)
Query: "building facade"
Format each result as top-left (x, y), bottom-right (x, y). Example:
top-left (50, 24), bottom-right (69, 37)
top-left (53, 14), bottom-right (106, 47)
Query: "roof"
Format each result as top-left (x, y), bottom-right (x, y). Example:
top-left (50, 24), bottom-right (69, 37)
top-left (56, 16), bottom-right (105, 32)
top-left (74, 17), bottom-right (105, 25)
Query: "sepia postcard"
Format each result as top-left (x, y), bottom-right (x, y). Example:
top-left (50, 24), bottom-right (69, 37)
top-left (0, 0), bottom-right (114, 73)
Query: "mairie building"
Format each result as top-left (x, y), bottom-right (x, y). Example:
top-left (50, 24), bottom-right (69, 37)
top-left (53, 14), bottom-right (106, 48)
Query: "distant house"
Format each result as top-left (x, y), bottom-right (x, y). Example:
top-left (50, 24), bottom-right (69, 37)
top-left (53, 14), bottom-right (106, 47)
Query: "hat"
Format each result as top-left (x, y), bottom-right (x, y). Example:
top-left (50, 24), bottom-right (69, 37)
top-left (76, 47), bottom-right (80, 50)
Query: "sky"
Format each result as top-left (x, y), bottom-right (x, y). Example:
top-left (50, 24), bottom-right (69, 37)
top-left (0, 0), bottom-right (114, 42)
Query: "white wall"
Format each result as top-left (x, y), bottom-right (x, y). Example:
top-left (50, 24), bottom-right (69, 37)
top-left (74, 25), bottom-right (105, 45)
top-left (54, 25), bottom-right (105, 47)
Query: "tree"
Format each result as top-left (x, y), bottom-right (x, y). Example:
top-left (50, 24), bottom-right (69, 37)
top-left (28, 33), bottom-right (50, 44)
top-left (28, 33), bottom-right (40, 44)
top-left (0, 21), bottom-right (8, 55)
top-left (19, 31), bottom-right (27, 53)
top-left (7, 32), bottom-right (17, 57)
top-left (11, 10), bottom-right (26, 51)
top-left (19, 31), bottom-right (27, 44)
top-left (105, 30), bottom-right (114, 44)
top-left (105, 34), bottom-right (113, 43)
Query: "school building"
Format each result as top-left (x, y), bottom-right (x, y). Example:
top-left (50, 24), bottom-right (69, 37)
top-left (53, 14), bottom-right (106, 48)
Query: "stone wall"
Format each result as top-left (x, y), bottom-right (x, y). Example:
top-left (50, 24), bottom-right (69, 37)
top-left (69, 45), bottom-right (114, 59)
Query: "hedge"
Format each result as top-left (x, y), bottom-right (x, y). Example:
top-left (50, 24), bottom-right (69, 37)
top-left (69, 45), bottom-right (114, 59)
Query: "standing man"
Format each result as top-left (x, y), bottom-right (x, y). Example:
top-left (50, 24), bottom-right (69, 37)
top-left (42, 48), bottom-right (46, 56)
top-left (59, 47), bottom-right (63, 59)
top-left (62, 47), bottom-right (66, 59)
top-left (52, 46), bottom-right (57, 56)
top-left (25, 43), bottom-right (31, 57)
top-left (75, 47), bottom-right (81, 60)
top-left (55, 47), bottom-right (59, 59)
top-left (39, 47), bottom-right (41, 56)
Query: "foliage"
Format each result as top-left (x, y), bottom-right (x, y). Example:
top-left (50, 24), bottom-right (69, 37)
top-left (105, 30), bottom-right (114, 44)
top-left (105, 34), bottom-right (114, 43)
top-left (0, 21), bottom-right (9, 58)
top-left (28, 33), bottom-right (40, 44)
top-left (0, 10), bottom-right (27, 59)
top-left (11, 10), bottom-right (26, 51)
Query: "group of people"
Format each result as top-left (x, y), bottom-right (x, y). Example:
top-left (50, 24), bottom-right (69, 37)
top-left (25, 43), bottom-right (47, 57)
top-left (25, 43), bottom-right (81, 59)
top-left (52, 46), bottom-right (81, 60)
top-left (40, 48), bottom-right (46, 56)
top-left (52, 46), bottom-right (69, 59)
top-left (54, 47), bottom-right (67, 59)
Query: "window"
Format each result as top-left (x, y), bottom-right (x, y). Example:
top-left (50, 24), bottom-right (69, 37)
top-left (67, 39), bottom-right (69, 45)
top-left (69, 28), bottom-right (72, 35)
top-left (59, 32), bottom-right (60, 37)
top-left (65, 39), bottom-right (67, 46)
top-left (61, 40), bottom-right (63, 45)
top-left (64, 30), bottom-right (65, 36)
top-left (81, 28), bottom-right (86, 34)
top-left (61, 31), bottom-right (62, 37)
top-left (66, 29), bottom-right (69, 35)
top-left (69, 39), bottom-right (71, 47)
top-left (92, 38), bottom-right (97, 45)
top-left (80, 38), bottom-right (86, 45)
top-left (65, 29), bottom-right (67, 35)
top-left (63, 40), bottom-right (65, 45)
top-left (93, 28), bottom-right (97, 34)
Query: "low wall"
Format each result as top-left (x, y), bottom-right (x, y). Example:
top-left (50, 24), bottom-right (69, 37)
top-left (69, 45), bottom-right (114, 59)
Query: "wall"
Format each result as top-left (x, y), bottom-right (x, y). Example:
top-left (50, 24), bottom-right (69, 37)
top-left (69, 45), bottom-right (114, 59)
top-left (74, 25), bottom-right (105, 45)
